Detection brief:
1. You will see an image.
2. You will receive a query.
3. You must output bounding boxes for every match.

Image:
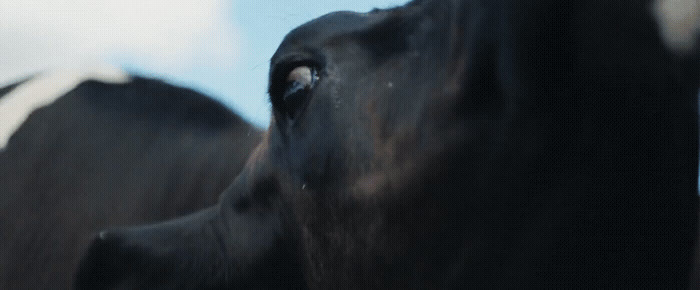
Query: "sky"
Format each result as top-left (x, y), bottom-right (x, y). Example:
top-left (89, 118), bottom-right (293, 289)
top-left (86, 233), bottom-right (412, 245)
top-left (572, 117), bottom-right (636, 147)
top-left (0, 0), bottom-right (408, 128)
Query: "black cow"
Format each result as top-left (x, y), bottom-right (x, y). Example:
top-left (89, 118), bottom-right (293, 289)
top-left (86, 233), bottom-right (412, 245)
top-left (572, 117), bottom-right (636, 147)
top-left (76, 0), bottom-right (700, 288)
top-left (0, 70), bottom-right (262, 288)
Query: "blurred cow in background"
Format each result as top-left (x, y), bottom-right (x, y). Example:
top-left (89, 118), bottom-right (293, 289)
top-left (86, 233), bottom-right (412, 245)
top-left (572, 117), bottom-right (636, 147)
top-left (0, 68), bottom-right (261, 288)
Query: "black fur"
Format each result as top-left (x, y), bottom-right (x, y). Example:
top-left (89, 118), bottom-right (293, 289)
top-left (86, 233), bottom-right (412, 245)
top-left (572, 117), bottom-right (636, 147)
top-left (0, 76), bottom-right (261, 288)
top-left (75, 0), bottom-right (700, 288)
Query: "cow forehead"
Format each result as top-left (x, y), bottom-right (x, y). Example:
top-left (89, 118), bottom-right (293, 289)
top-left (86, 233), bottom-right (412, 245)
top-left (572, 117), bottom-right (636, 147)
top-left (271, 9), bottom-right (395, 64)
top-left (0, 66), bottom-right (131, 150)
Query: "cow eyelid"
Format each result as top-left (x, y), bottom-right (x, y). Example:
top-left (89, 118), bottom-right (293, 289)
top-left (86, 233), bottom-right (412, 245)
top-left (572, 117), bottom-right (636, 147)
top-left (283, 66), bottom-right (319, 99)
top-left (270, 59), bottom-right (321, 95)
top-left (286, 66), bottom-right (315, 84)
top-left (271, 63), bottom-right (320, 122)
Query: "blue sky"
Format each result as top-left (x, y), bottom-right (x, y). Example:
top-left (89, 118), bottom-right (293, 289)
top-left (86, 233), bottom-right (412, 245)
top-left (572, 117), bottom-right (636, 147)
top-left (0, 0), bottom-right (408, 127)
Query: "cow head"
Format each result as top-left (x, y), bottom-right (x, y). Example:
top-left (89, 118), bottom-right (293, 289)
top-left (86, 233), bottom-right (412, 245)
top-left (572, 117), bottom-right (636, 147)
top-left (75, 0), bottom-right (700, 288)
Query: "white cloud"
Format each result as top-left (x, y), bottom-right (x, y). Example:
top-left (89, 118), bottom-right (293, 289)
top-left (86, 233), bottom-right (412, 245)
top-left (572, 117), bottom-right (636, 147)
top-left (654, 0), bottom-right (699, 53)
top-left (0, 0), bottom-right (241, 85)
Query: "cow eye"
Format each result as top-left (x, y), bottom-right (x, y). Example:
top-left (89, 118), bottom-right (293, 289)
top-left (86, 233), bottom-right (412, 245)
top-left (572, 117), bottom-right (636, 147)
top-left (282, 66), bottom-right (318, 120)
